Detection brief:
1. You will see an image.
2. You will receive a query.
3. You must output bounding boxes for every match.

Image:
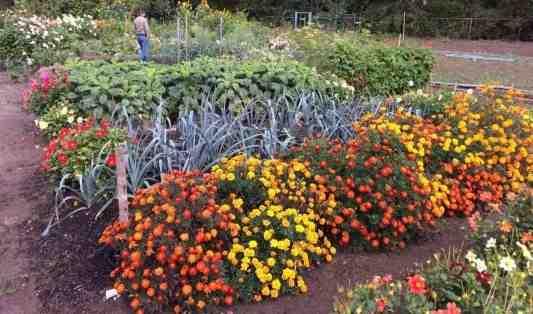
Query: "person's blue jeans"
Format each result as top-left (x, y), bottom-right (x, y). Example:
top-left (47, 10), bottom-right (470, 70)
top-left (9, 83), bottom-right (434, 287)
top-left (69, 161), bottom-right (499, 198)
top-left (136, 34), bottom-right (150, 62)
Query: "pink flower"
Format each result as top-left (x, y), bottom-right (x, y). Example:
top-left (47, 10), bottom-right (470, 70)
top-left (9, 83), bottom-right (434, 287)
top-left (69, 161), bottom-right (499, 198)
top-left (467, 211), bottom-right (481, 232)
top-left (431, 302), bottom-right (462, 314)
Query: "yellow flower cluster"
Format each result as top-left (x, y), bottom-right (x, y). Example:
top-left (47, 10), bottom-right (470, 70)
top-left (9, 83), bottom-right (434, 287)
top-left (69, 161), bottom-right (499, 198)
top-left (213, 154), bottom-right (328, 212)
top-left (226, 203), bottom-right (334, 301)
top-left (442, 91), bottom-right (533, 192)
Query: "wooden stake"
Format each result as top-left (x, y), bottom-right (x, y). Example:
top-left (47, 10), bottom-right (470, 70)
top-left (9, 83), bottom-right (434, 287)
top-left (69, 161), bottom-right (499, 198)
top-left (116, 143), bottom-right (129, 223)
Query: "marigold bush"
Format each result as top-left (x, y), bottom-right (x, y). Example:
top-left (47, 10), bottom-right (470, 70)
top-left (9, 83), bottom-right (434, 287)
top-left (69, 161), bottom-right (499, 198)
top-left (288, 128), bottom-right (435, 249)
top-left (224, 204), bottom-right (333, 302)
top-left (99, 171), bottom-right (238, 313)
top-left (213, 155), bottom-right (336, 301)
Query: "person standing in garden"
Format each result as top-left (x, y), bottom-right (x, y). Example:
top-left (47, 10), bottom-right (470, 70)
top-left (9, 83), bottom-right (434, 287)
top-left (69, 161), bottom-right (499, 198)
top-left (134, 9), bottom-right (150, 63)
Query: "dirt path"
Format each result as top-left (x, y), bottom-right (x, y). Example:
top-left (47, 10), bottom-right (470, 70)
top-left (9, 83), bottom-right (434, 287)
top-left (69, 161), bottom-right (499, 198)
top-left (0, 72), bottom-right (42, 313)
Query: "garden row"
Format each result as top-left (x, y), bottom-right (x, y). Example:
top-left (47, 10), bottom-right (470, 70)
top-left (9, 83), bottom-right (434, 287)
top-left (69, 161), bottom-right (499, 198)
top-left (96, 88), bottom-right (531, 313)
top-left (2, 5), bottom-right (434, 98)
top-left (26, 63), bottom-right (532, 312)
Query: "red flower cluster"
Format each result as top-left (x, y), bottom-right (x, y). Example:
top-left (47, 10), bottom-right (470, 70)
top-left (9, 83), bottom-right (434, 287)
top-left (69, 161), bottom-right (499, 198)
top-left (290, 129), bottom-right (434, 249)
top-left (41, 118), bottom-right (122, 175)
top-left (99, 171), bottom-right (238, 314)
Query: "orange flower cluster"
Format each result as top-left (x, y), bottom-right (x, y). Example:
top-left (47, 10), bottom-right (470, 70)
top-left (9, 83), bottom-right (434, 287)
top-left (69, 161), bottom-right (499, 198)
top-left (99, 171), bottom-right (237, 314)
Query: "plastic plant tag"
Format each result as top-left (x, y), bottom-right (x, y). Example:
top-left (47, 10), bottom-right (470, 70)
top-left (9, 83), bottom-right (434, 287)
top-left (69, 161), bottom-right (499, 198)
top-left (105, 288), bottom-right (119, 300)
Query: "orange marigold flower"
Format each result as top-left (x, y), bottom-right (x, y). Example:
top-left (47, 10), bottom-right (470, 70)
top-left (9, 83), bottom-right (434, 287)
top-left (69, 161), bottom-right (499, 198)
top-left (499, 220), bottom-right (513, 233)
top-left (521, 232), bottom-right (533, 244)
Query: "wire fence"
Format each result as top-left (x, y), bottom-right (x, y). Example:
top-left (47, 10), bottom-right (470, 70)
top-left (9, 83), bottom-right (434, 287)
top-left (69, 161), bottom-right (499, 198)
top-left (259, 13), bottom-right (533, 41)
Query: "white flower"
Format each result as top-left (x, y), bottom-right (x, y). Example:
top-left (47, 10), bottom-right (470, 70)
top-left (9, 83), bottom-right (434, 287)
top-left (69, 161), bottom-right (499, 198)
top-left (499, 256), bottom-right (517, 272)
top-left (26, 58), bottom-right (33, 65)
top-left (416, 89), bottom-right (423, 95)
top-left (60, 106), bottom-right (69, 115)
top-left (465, 250), bottom-right (477, 263)
top-left (486, 238), bottom-right (497, 249)
top-left (67, 116), bottom-right (74, 123)
top-left (408, 80), bottom-right (414, 87)
top-left (76, 117), bottom-right (84, 123)
top-left (38, 120), bottom-right (49, 130)
top-left (474, 258), bottom-right (487, 273)
top-left (516, 241), bottom-right (532, 261)
top-left (467, 88), bottom-right (474, 95)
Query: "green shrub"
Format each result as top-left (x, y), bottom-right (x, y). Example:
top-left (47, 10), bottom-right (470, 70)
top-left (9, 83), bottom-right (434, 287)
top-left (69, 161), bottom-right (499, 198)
top-left (329, 41), bottom-right (434, 96)
top-left (65, 60), bottom-right (167, 119)
top-left (161, 57), bottom-right (350, 116)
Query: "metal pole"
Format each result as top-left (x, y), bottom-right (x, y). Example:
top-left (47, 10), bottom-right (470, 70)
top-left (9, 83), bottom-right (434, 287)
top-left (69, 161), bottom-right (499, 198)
top-left (468, 18), bottom-right (473, 39)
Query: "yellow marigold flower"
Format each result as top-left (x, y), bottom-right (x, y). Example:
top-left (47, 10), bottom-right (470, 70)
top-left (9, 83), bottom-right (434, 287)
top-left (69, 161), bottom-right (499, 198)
top-left (244, 248), bottom-right (255, 257)
top-left (249, 240), bottom-right (258, 249)
top-left (267, 257), bottom-right (276, 267)
top-left (272, 279), bottom-right (282, 290)
top-left (261, 286), bottom-right (270, 296)
top-left (270, 289), bottom-right (279, 298)
top-left (264, 229), bottom-right (273, 240)
top-left (227, 173), bottom-right (236, 181)
top-left (232, 198), bottom-right (244, 209)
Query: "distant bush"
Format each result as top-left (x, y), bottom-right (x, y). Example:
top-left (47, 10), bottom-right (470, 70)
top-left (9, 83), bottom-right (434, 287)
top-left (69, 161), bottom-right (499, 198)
top-left (329, 41), bottom-right (434, 96)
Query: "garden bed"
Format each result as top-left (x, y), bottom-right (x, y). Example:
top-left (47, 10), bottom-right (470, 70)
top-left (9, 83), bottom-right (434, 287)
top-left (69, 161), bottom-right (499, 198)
top-left (30, 202), bottom-right (469, 314)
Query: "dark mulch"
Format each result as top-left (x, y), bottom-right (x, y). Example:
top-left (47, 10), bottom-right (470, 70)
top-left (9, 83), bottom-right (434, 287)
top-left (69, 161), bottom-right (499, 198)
top-left (31, 207), bottom-right (127, 314)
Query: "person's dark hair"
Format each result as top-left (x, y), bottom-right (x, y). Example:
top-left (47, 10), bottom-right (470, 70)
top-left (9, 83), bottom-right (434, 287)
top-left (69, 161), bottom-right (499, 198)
top-left (135, 8), bottom-right (145, 17)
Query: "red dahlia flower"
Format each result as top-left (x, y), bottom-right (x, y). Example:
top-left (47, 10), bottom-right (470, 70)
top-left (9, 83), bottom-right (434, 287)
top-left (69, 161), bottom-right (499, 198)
top-left (407, 274), bottom-right (427, 295)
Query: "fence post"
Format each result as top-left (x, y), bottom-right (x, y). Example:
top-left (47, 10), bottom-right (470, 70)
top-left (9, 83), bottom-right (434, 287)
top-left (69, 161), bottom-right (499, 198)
top-left (468, 18), bottom-right (473, 39)
top-left (117, 143), bottom-right (129, 223)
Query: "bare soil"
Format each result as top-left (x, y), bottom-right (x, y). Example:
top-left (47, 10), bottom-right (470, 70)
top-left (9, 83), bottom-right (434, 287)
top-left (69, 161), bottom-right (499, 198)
top-left (417, 38), bottom-right (533, 57)
top-left (0, 71), bottom-right (470, 314)
top-left (0, 72), bottom-right (42, 314)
